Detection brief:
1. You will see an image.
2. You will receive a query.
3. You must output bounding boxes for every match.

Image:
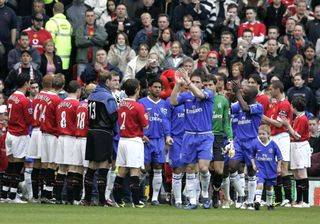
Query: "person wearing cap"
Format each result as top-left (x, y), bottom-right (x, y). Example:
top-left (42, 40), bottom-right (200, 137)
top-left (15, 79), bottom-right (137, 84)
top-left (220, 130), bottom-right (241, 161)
top-left (5, 49), bottom-right (42, 96)
top-left (22, 12), bottom-right (52, 54)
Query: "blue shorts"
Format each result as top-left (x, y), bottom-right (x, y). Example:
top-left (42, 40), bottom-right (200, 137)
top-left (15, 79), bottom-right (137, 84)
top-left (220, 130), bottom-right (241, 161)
top-left (113, 140), bottom-right (119, 160)
top-left (181, 132), bottom-right (214, 164)
top-left (256, 173), bottom-right (277, 186)
top-left (25, 157), bottom-right (34, 163)
top-left (144, 138), bottom-right (166, 164)
top-left (168, 135), bottom-right (184, 168)
top-left (231, 138), bottom-right (255, 166)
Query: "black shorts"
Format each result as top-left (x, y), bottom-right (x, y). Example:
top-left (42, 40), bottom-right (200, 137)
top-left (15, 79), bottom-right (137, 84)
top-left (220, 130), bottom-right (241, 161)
top-left (212, 135), bottom-right (225, 161)
top-left (85, 129), bottom-right (113, 163)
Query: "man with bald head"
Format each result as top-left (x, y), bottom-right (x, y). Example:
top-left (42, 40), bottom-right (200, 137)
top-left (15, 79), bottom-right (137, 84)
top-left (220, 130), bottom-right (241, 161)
top-left (228, 82), bottom-right (264, 210)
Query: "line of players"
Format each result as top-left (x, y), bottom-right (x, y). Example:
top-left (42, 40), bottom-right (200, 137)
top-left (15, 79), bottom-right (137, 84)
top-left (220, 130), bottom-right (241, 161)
top-left (1, 57), bottom-right (311, 210)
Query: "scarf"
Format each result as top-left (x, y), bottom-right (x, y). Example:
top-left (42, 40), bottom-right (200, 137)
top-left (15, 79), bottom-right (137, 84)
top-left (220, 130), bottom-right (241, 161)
top-left (18, 64), bottom-right (34, 80)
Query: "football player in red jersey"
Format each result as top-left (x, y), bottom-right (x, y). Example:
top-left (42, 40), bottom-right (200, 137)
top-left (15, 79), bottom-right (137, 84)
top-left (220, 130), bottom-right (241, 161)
top-left (113, 79), bottom-right (149, 208)
top-left (27, 75), bottom-right (53, 203)
top-left (1, 73), bottom-right (32, 203)
top-left (55, 81), bottom-right (82, 204)
top-left (280, 97), bottom-right (311, 208)
top-left (263, 80), bottom-right (293, 207)
top-left (75, 84), bottom-right (96, 202)
top-left (39, 74), bottom-right (63, 203)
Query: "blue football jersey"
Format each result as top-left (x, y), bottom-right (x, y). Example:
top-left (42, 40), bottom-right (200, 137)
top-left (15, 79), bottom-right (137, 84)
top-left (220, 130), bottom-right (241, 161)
top-left (177, 89), bottom-right (213, 132)
top-left (252, 138), bottom-right (283, 179)
top-left (138, 96), bottom-right (168, 138)
top-left (231, 102), bottom-right (263, 140)
top-left (165, 97), bottom-right (185, 137)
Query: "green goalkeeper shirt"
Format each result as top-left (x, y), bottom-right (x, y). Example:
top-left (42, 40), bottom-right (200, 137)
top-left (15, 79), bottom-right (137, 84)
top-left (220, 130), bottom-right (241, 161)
top-left (212, 94), bottom-right (233, 139)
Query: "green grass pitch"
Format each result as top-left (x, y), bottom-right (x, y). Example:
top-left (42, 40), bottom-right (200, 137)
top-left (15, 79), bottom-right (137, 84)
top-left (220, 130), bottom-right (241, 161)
top-left (0, 204), bottom-right (319, 224)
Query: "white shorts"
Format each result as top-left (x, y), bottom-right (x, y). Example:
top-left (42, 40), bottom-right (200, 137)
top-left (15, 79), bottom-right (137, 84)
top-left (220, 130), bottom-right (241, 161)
top-left (271, 132), bottom-right (290, 162)
top-left (290, 141), bottom-right (311, 169)
top-left (5, 132), bottom-right (30, 159)
top-left (27, 128), bottom-right (42, 159)
top-left (76, 137), bottom-right (89, 167)
top-left (41, 133), bottom-right (58, 163)
top-left (116, 137), bottom-right (144, 169)
top-left (56, 135), bottom-right (82, 166)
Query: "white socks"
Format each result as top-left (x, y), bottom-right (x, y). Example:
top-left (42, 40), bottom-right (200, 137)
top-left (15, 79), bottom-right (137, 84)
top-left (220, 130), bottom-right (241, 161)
top-left (200, 171), bottom-right (211, 198)
top-left (24, 167), bottom-right (33, 200)
top-left (266, 190), bottom-right (273, 206)
top-left (222, 176), bottom-right (230, 201)
top-left (172, 173), bottom-right (182, 204)
top-left (186, 173), bottom-right (197, 205)
top-left (151, 169), bottom-right (162, 202)
top-left (255, 189), bottom-right (262, 203)
top-left (105, 170), bottom-right (116, 200)
top-left (230, 172), bottom-right (245, 197)
top-left (247, 176), bottom-right (256, 204)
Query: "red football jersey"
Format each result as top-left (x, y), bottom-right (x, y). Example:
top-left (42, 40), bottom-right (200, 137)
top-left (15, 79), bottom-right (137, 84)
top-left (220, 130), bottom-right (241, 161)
top-left (256, 93), bottom-right (270, 115)
top-left (118, 98), bottom-right (148, 138)
top-left (75, 101), bottom-right (89, 137)
top-left (31, 91), bottom-right (46, 127)
top-left (39, 92), bottom-right (62, 136)
top-left (7, 91), bottom-right (33, 136)
top-left (56, 98), bottom-right (80, 136)
top-left (292, 113), bottom-right (310, 142)
top-left (238, 21), bottom-right (266, 38)
top-left (23, 28), bottom-right (52, 54)
top-left (268, 98), bottom-right (293, 135)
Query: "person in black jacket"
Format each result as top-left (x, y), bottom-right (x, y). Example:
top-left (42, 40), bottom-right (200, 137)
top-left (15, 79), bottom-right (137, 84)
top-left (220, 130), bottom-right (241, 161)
top-left (80, 49), bottom-right (122, 84)
top-left (104, 4), bottom-right (136, 50)
top-left (39, 39), bottom-right (63, 76)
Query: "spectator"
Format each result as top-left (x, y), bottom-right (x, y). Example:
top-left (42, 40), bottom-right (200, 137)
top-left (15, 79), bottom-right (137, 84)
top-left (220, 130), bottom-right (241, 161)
top-left (135, 0), bottom-right (161, 30)
top-left (287, 73), bottom-right (315, 115)
top-left (309, 116), bottom-right (320, 154)
top-left (285, 23), bottom-right (311, 61)
top-left (302, 43), bottom-right (320, 92)
top-left (194, 44), bottom-right (210, 70)
top-left (97, 0), bottom-right (117, 27)
top-left (123, 43), bottom-right (149, 82)
top-left (150, 28), bottom-right (175, 66)
top-left (183, 25), bottom-right (203, 59)
top-left (80, 49), bottom-right (122, 84)
top-left (176, 15), bottom-right (194, 47)
top-left (7, 31), bottom-right (41, 70)
top-left (75, 8), bottom-right (108, 77)
top-left (105, 4), bottom-right (136, 50)
top-left (107, 32), bottom-right (136, 74)
top-left (162, 41), bottom-right (187, 70)
top-left (287, 54), bottom-right (304, 89)
top-left (305, 4), bottom-right (320, 45)
top-left (212, 3), bottom-right (240, 49)
top-left (157, 14), bottom-right (171, 34)
top-left (5, 50), bottom-right (42, 96)
top-left (290, 0), bottom-right (314, 27)
top-left (231, 61), bottom-right (244, 84)
top-left (21, 0), bottom-right (50, 31)
top-left (135, 53), bottom-right (163, 97)
top-left (132, 13), bottom-right (158, 52)
top-left (279, 17), bottom-right (296, 44)
top-left (264, 0), bottom-right (286, 35)
top-left (172, 0), bottom-right (209, 31)
top-left (201, 0), bottom-right (218, 41)
top-left (238, 6), bottom-right (266, 44)
top-left (266, 38), bottom-right (290, 80)
top-left (23, 12), bottom-right (52, 54)
top-left (204, 50), bottom-right (219, 74)
top-left (39, 39), bottom-right (63, 76)
top-left (218, 31), bottom-right (234, 66)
